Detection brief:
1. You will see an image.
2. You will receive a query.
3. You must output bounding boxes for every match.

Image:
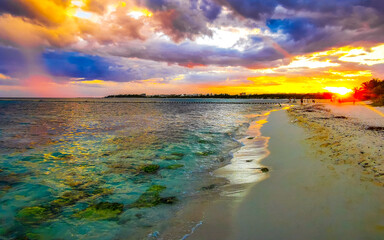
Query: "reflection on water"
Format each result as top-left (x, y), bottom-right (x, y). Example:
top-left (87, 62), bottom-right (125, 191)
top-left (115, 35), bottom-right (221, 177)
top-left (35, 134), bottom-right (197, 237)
top-left (0, 98), bottom-right (280, 239)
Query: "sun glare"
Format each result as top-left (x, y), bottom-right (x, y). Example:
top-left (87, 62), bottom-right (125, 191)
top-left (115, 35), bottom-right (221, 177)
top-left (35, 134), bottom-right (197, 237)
top-left (128, 9), bottom-right (153, 19)
top-left (324, 87), bottom-right (353, 95)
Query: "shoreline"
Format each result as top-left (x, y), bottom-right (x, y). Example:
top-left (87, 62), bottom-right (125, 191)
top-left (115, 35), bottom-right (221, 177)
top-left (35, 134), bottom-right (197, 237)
top-left (187, 106), bottom-right (384, 239)
top-left (214, 108), bottom-right (286, 185)
top-left (152, 106), bottom-right (285, 239)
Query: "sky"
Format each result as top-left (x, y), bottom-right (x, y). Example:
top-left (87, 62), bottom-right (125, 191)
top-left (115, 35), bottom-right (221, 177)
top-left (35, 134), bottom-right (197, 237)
top-left (0, 0), bottom-right (384, 97)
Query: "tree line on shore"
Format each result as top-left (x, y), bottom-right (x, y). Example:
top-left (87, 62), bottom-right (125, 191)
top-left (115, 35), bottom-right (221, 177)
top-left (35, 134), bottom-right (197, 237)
top-left (104, 78), bottom-right (383, 106)
top-left (105, 92), bottom-right (333, 99)
top-left (353, 78), bottom-right (384, 106)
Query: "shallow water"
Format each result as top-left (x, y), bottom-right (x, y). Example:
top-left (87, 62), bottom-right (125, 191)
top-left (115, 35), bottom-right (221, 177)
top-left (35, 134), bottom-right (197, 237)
top-left (0, 98), bottom-right (281, 239)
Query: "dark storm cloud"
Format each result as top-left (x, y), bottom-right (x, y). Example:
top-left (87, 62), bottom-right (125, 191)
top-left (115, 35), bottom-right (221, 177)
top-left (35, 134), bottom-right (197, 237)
top-left (0, 46), bottom-right (123, 81)
top-left (154, 7), bottom-right (213, 42)
top-left (218, 0), bottom-right (363, 20)
top-left (0, 0), bottom-right (27, 17)
top-left (0, 45), bottom-right (27, 77)
top-left (140, 0), bottom-right (167, 11)
top-left (217, 0), bottom-right (278, 20)
top-left (103, 40), bottom-right (284, 68)
top-left (199, 0), bottom-right (222, 21)
top-left (0, 46), bottom-right (180, 83)
top-left (135, 0), bottom-right (220, 41)
top-left (217, 0), bottom-right (384, 52)
top-left (42, 50), bottom-right (193, 82)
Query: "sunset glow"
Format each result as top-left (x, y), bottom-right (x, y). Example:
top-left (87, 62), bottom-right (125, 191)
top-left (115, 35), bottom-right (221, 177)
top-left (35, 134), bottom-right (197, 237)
top-left (324, 87), bottom-right (353, 96)
top-left (0, 0), bottom-right (383, 97)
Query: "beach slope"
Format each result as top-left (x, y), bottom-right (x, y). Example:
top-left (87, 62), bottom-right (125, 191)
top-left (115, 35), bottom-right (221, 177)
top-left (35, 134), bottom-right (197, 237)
top-left (190, 109), bottom-right (384, 240)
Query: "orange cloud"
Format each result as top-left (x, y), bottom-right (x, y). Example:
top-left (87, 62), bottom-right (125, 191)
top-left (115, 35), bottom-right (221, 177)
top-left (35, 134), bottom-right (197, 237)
top-left (0, 14), bottom-right (78, 47)
top-left (0, 0), bottom-right (153, 48)
top-left (0, 73), bottom-right (11, 79)
top-left (178, 62), bottom-right (207, 68)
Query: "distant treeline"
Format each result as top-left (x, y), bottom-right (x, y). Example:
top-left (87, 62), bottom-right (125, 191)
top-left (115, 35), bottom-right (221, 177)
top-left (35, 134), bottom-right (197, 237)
top-left (105, 92), bottom-right (333, 99)
top-left (353, 78), bottom-right (384, 106)
top-left (106, 94), bottom-right (147, 98)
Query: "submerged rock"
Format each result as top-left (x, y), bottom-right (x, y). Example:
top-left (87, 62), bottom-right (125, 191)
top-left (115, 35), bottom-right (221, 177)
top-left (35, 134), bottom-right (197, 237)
top-left (107, 161), bottom-right (139, 174)
top-left (196, 150), bottom-right (215, 156)
top-left (160, 196), bottom-right (177, 204)
top-left (0, 172), bottom-right (22, 187)
top-left (17, 189), bottom-right (109, 225)
top-left (17, 206), bottom-right (57, 225)
top-left (148, 185), bottom-right (166, 192)
top-left (260, 167), bottom-right (269, 173)
top-left (201, 184), bottom-right (217, 191)
top-left (140, 164), bottom-right (160, 174)
top-left (166, 164), bottom-right (184, 170)
top-left (49, 188), bottom-right (113, 213)
top-left (50, 190), bottom-right (90, 207)
top-left (160, 153), bottom-right (184, 160)
top-left (25, 232), bottom-right (41, 240)
top-left (92, 187), bottom-right (114, 197)
top-left (131, 175), bottom-right (152, 184)
top-left (197, 139), bottom-right (210, 144)
top-left (129, 185), bottom-right (177, 208)
top-left (171, 152), bottom-right (185, 157)
top-left (73, 202), bottom-right (124, 221)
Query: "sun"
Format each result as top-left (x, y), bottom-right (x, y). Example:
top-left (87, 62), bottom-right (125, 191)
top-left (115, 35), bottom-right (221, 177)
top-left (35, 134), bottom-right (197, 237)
top-left (323, 87), bottom-right (353, 96)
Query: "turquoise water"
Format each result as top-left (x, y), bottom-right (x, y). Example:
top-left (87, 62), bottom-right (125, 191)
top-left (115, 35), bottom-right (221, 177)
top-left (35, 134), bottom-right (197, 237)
top-left (0, 99), bottom-right (281, 239)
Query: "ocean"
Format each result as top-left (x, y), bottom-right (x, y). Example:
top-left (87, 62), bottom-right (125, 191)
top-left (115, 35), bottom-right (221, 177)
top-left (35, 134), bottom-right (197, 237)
top-left (0, 98), bottom-right (284, 239)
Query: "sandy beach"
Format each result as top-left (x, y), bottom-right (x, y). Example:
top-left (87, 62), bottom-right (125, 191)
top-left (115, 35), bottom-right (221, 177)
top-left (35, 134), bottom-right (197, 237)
top-left (186, 104), bottom-right (384, 240)
top-left (289, 102), bottom-right (384, 186)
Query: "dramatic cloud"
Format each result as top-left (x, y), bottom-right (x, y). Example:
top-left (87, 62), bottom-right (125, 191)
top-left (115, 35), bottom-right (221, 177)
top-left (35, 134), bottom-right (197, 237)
top-left (0, 0), bottom-right (384, 96)
top-left (100, 40), bottom-right (284, 68)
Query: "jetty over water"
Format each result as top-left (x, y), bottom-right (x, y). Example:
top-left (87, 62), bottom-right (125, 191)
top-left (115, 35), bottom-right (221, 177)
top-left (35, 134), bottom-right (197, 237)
top-left (100, 101), bottom-right (285, 104)
top-left (0, 99), bottom-right (288, 105)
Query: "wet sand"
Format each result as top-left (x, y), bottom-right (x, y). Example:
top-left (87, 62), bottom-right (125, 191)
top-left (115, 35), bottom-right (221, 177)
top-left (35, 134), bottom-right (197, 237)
top-left (188, 109), bottom-right (384, 240)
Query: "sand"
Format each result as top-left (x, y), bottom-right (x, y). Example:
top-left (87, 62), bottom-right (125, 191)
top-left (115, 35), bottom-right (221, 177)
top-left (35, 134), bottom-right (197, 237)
top-left (288, 103), bottom-right (384, 186)
top-left (324, 102), bottom-right (384, 127)
top-left (187, 107), bottom-right (384, 240)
